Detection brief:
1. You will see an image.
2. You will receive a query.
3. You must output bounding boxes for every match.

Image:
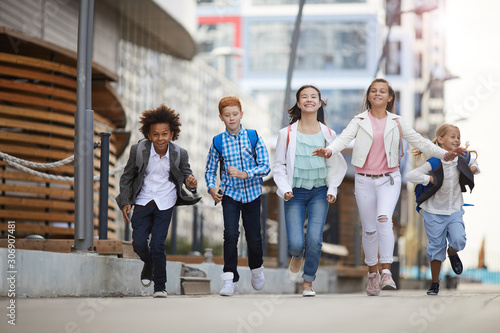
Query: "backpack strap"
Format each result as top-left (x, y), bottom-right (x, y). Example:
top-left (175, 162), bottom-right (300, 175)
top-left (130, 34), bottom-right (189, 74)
top-left (246, 129), bottom-right (259, 159)
top-left (394, 118), bottom-right (405, 164)
top-left (212, 133), bottom-right (224, 180)
top-left (286, 125), bottom-right (292, 150)
top-left (427, 157), bottom-right (441, 170)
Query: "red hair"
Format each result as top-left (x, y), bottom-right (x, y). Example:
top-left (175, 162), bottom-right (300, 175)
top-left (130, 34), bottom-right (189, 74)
top-left (218, 96), bottom-right (242, 114)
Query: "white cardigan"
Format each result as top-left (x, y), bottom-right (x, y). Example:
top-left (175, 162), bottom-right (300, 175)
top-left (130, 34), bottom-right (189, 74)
top-left (273, 122), bottom-right (347, 200)
top-left (326, 110), bottom-right (447, 168)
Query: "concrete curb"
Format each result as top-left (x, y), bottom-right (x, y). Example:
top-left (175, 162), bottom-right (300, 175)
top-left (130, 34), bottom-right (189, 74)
top-left (0, 248), bottom-right (364, 297)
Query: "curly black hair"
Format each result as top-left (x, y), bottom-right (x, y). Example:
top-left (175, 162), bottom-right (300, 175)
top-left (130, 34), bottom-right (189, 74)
top-left (139, 104), bottom-right (181, 141)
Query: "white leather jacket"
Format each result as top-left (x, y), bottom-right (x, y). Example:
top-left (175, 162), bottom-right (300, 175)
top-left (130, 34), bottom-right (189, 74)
top-left (327, 110), bottom-right (447, 168)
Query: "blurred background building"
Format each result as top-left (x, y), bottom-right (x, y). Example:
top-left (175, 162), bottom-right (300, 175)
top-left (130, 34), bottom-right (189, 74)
top-left (196, 0), bottom-right (457, 279)
top-left (0, 0), bottom-right (271, 251)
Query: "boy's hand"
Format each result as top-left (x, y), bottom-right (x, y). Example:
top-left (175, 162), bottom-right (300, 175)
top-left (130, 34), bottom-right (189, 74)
top-left (210, 187), bottom-right (223, 205)
top-left (429, 176), bottom-right (434, 184)
top-left (228, 166), bottom-right (248, 179)
top-left (470, 166), bottom-right (478, 174)
top-left (312, 148), bottom-right (332, 158)
top-left (186, 175), bottom-right (197, 189)
top-left (284, 192), bottom-right (294, 201)
top-left (122, 205), bottom-right (131, 223)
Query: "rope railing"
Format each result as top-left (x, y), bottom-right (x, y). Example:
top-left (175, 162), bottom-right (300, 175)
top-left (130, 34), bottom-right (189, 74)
top-left (0, 151), bottom-right (125, 182)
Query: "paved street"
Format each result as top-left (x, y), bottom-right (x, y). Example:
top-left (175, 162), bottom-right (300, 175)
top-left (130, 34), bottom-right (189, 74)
top-left (2, 284), bottom-right (499, 333)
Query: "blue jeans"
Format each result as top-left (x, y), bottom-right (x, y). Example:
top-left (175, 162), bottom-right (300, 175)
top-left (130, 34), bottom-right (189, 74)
top-left (131, 200), bottom-right (173, 291)
top-left (285, 186), bottom-right (329, 282)
top-left (222, 195), bottom-right (264, 282)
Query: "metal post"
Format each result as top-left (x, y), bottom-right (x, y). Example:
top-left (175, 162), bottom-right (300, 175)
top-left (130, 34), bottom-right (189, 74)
top-left (282, 0), bottom-right (306, 128)
top-left (74, 0), bottom-right (95, 253)
top-left (98, 132), bottom-right (110, 240)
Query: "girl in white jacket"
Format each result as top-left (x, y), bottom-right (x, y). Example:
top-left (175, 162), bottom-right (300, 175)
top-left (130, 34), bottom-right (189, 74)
top-left (313, 79), bottom-right (465, 296)
top-left (273, 85), bottom-right (347, 296)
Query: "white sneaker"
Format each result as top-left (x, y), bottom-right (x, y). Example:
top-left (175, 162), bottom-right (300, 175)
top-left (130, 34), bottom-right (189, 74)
top-left (152, 290), bottom-right (167, 298)
top-left (220, 272), bottom-right (238, 296)
top-left (288, 257), bottom-right (304, 283)
top-left (251, 266), bottom-right (265, 290)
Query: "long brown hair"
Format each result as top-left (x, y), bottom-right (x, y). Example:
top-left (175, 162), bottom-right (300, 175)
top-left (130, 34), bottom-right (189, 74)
top-left (363, 78), bottom-right (396, 113)
top-left (411, 124), bottom-right (478, 162)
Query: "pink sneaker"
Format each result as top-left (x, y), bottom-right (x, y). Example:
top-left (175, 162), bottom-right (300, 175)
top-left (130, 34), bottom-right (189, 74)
top-left (366, 271), bottom-right (380, 296)
top-left (380, 271), bottom-right (397, 290)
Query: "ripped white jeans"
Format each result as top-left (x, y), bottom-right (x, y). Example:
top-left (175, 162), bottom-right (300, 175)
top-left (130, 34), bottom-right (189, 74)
top-left (354, 171), bottom-right (401, 267)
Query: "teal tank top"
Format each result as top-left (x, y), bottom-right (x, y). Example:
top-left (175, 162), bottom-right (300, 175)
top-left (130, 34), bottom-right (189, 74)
top-left (292, 131), bottom-right (328, 189)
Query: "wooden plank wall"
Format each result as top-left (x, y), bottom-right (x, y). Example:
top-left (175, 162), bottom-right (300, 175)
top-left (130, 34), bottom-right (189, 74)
top-left (0, 52), bottom-right (119, 238)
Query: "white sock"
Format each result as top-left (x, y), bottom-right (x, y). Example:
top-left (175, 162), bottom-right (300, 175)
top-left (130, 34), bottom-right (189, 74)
top-left (381, 269), bottom-right (391, 275)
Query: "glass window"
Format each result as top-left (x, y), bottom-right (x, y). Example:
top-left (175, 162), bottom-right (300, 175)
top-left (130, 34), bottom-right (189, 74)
top-left (252, 0), bottom-right (365, 4)
top-left (385, 0), bottom-right (401, 26)
top-left (385, 40), bottom-right (401, 75)
top-left (197, 0), bottom-right (235, 6)
top-left (249, 21), bottom-right (367, 73)
top-left (197, 23), bottom-right (235, 54)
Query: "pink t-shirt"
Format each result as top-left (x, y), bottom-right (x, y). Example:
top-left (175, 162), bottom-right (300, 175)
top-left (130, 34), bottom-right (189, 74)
top-left (355, 111), bottom-right (399, 175)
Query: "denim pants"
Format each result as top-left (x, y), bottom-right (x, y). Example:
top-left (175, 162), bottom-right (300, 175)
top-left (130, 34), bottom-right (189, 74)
top-left (131, 200), bottom-right (173, 291)
top-left (354, 171), bottom-right (401, 266)
top-left (222, 195), bottom-right (263, 282)
top-left (284, 186), bottom-right (329, 283)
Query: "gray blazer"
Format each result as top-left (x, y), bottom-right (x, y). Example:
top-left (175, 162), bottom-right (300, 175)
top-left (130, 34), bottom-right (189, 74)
top-left (115, 139), bottom-right (201, 210)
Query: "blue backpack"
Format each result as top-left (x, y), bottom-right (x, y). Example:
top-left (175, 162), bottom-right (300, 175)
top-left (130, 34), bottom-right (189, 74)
top-left (415, 154), bottom-right (472, 212)
top-left (213, 129), bottom-right (259, 178)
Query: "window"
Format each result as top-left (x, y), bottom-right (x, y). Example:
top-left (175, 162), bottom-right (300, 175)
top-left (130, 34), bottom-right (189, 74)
top-left (385, 0), bottom-right (401, 26)
top-left (252, 0), bottom-right (365, 4)
top-left (385, 40), bottom-right (401, 75)
top-left (249, 21), bottom-right (368, 72)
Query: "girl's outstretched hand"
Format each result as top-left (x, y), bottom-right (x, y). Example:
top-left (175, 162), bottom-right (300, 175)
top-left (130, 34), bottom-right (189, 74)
top-left (445, 147), bottom-right (466, 160)
top-left (312, 147), bottom-right (332, 158)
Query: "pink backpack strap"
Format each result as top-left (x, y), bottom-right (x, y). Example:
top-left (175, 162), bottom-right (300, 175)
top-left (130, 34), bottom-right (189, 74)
top-left (286, 125), bottom-right (292, 150)
top-left (394, 118), bottom-right (404, 164)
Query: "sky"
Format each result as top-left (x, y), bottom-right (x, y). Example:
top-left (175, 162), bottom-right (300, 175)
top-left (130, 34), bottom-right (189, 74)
top-left (444, 0), bottom-right (500, 270)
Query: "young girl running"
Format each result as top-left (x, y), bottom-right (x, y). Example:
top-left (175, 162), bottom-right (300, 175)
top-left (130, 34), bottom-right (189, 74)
top-left (313, 78), bottom-right (465, 296)
top-left (406, 124), bottom-right (478, 295)
top-left (274, 85), bottom-right (347, 296)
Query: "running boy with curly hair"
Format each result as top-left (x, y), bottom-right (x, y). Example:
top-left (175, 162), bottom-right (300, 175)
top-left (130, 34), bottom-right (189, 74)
top-left (116, 104), bottom-right (201, 297)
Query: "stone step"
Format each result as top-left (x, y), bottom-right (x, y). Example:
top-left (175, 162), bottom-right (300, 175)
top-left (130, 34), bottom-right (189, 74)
top-left (180, 277), bottom-right (211, 295)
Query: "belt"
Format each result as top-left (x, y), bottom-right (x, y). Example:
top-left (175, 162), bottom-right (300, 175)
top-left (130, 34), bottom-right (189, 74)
top-left (357, 172), bottom-right (395, 185)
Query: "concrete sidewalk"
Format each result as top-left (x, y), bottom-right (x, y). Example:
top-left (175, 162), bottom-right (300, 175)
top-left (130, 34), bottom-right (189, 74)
top-left (1, 285), bottom-right (499, 333)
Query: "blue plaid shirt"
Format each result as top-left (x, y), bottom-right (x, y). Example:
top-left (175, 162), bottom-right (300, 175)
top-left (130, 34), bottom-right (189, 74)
top-left (205, 125), bottom-right (270, 203)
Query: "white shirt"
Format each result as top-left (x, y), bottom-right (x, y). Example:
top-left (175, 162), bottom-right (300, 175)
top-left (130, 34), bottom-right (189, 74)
top-left (406, 157), bottom-right (479, 215)
top-left (135, 144), bottom-right (177, 210)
